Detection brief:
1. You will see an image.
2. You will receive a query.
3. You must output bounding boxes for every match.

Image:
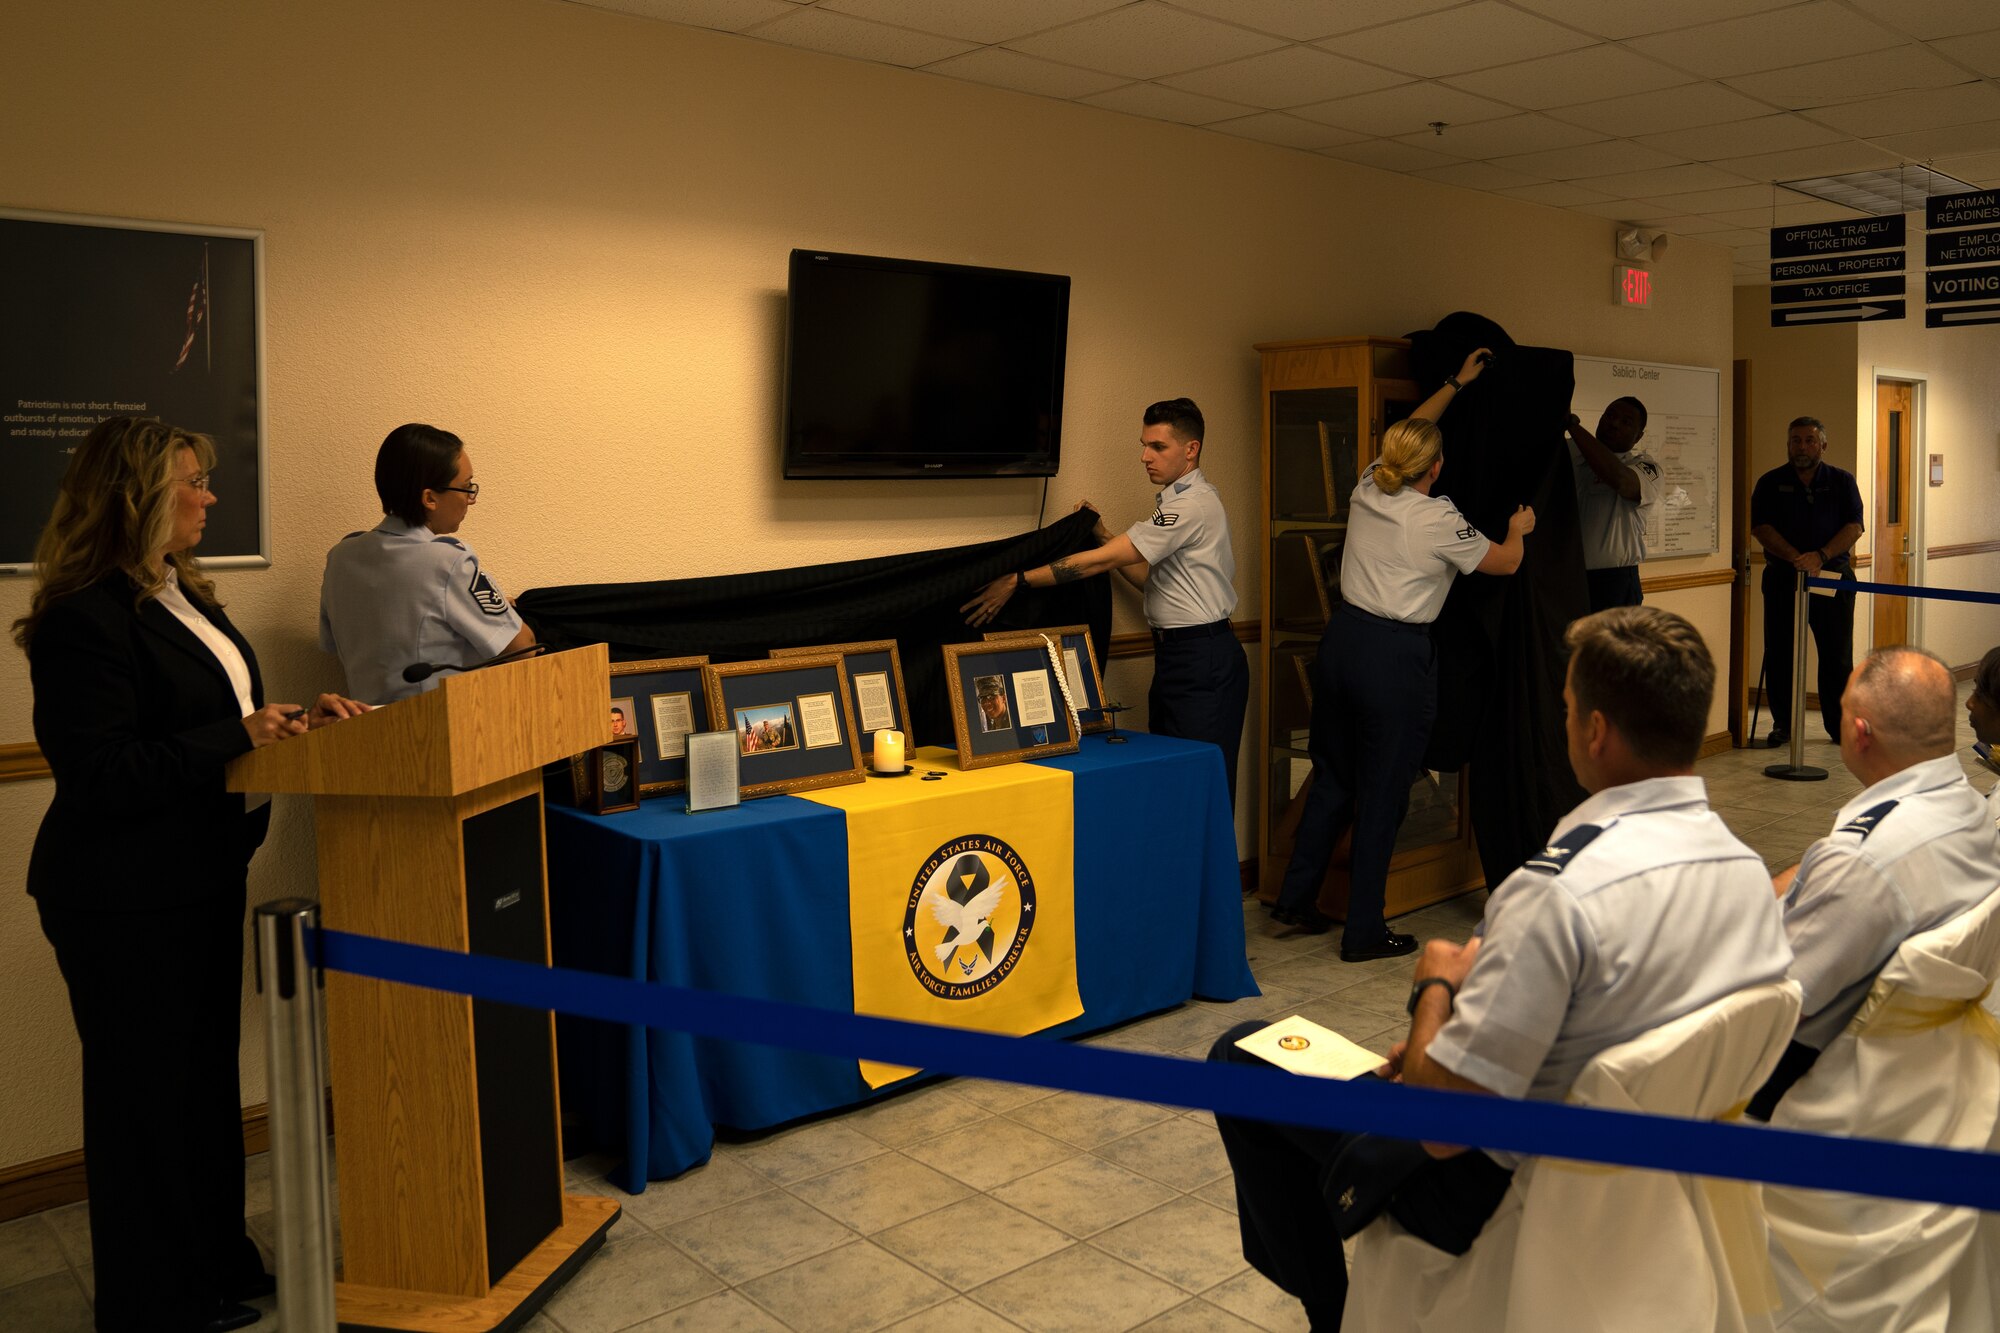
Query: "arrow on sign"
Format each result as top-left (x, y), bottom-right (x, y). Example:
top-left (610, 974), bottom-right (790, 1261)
top-left (1771, 302), bottom-right (1903, 326)
top-left (1925, 303), bottom-right (2000, 328)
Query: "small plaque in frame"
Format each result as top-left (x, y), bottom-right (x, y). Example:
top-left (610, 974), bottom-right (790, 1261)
top-left (608, 655), bottom-right (709, 797)
top-left (685, 731), bottom-right (742, 812)
top-left (569, 738), bottom-right (641, 815)
top-left (701, 654), bottom-right (865, 800)
top-left (770, 639), bottom-right (912, 741)
top-left (942, 638), bottom-right (1081, 769)
top-left (983, 623), bottom-right (1110, 733)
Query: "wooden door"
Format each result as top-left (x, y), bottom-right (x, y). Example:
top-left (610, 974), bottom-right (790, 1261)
top-left (1873, 380), bottom-right (1914, 644)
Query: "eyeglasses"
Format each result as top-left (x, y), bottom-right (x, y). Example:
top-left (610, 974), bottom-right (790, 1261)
top-left (438, 483), bottom-right (480, 501)
top-left (179, 472), bottom-right (211, 494)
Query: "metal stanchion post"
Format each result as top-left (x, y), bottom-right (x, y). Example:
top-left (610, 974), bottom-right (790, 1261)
top-left (255, 900), bottom-right (338, 1332)
top-left (1765, 569), bottom-right (1827, 782)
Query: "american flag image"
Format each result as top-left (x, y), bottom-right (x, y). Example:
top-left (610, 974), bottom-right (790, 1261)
top-left (172, 243), bottom-right (210, 373)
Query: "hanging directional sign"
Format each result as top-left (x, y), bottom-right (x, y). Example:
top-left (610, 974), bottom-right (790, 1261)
top-left (1770, 301), bottom-right (1905, 327)
top-left (1926, 264), bottom-right (2000, 304)
top-left (1927, 189), bottom-right (2000, 231)
top-left (1927, 225), bottom-right (2000, 269)
top-left (1771, 251), bottom-right (1904, 281)
top-left (1771, 275), bottom-right (1904, 305)
top-left (1769, 216), bottom-right (1904, 260)
top-left (1926, 302), bottom-right (2000, 329)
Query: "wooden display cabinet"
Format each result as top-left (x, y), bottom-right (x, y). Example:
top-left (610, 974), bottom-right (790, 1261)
top-left (1254, 336), bottom-right (1484, 919)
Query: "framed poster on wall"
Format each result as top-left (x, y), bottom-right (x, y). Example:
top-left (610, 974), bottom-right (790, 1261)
top-left (1, 209), bottom-right (268, 573)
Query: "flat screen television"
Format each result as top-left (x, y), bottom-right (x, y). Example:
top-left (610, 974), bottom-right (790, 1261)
top-left (782, 249), bottom-right (1070, 479)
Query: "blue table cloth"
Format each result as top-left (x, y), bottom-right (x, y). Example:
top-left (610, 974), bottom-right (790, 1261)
top-left (546, 730), bottom-right (1255, 1191)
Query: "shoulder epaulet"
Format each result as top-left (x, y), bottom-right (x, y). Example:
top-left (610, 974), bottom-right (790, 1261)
top-left (432, 536), bottom-right (467, 549)
top-left (1836, 799), bottom-right (1899, 839)
top-left (1522, 823), bottom-right (1606, 874)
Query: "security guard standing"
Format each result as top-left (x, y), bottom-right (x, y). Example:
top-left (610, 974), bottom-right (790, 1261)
top-left (320, 423), bottom-right (533, 704)
top-left (1271, 349), bottom-right (1535, 959)
top-left (1566, 396), bottom-right (1660, 611)
top-left (1750, 415), bottom-right (1863, 746)
top-left (963, 398), bottom-right (1249, 806)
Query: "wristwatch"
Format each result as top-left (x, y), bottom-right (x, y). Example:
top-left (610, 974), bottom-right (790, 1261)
top-left (1407, 976), bottom-right (1458, 1016)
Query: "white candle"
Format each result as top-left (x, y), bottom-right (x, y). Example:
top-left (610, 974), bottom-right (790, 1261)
top-left (872, 729), bottom-right (905, 773)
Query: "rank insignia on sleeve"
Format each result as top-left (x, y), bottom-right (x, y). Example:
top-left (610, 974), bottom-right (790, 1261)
top-left (1152, 512), bottom-right (1178, 526)
top-left (1836, 799), bottom-right (1898, 839)
top-left (468, 567), bottom-right (508, 615)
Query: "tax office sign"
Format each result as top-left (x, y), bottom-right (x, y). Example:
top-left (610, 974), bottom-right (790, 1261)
top-left (1769, 217), bottom-right (1905, 326)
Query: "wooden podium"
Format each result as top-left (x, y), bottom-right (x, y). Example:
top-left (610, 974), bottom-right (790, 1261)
top-left (229, 645), bottom-right (617, 1332)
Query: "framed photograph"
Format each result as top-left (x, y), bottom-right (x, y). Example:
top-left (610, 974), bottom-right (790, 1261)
top-left (770, 639), bottom-right (912, 740)
top-left (942, 638), bottom-right (1081, 769)
top-left (568, 738), bottom-right (641, 815)
top-left (702, 655), bottom-right (864, 799)
top-left (984, 624), bottom-right (1110, 733)
top-left (606, 656), bottom-right (709, 797)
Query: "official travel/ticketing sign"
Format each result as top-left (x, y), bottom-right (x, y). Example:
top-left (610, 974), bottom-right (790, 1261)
top-left (1770, 251), bottom-right (1904, 282)
top-left (1926, 265), bottom-right (2000, 304)
top-left (1925, 302), bottom-right (2000, 329)
top-left (1926, 225), bottom-right (2000, 269)
top-left (1768, 216), bottom-right (1904, 259)
top-left (1926, 189), bottom-right (2000, 231)
top-left (1769, 301), bottom-right (1906, 327)
top-left (1771, 275), bottom-right (1904, 305)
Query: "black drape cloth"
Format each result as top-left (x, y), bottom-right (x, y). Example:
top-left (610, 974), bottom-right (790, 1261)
top-left (1409, 312), bottom-right (1591, 885)
top-left (517, 509), bottom-right (1111, 751)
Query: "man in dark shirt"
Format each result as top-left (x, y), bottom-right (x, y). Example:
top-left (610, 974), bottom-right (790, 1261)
top-left (1751, 416), bottom-right (1864, 746)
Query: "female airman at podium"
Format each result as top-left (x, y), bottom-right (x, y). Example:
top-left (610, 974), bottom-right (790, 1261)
top-left (13, 416), bottom-right (365, 1333)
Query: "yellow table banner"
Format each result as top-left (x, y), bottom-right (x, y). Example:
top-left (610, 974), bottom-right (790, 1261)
top-left (801, 747), bottom-right (1081, 1088)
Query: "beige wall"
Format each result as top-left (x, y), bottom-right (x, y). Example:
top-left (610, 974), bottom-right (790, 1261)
top-left (0, 0), bottom-right (1737, 1169)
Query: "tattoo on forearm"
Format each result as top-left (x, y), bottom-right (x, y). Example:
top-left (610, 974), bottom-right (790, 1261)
top-left (1050, 557), bottom-right (1083, 584)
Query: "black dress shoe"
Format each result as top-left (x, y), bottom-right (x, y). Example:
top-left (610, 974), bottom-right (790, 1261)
top-left (1268, 904), bottom-right (1298, 926)
top-left (202, 1302), bottom-right (261, 1333)
top-left (1764, 730), bottom-right (1790, 749)
top-left (1340, 931), bottom-right (1418, 963)
top-left (1288, 907), bottom-right (1336, 936)
top-left (226, 1268), bottom-right (276, 1302)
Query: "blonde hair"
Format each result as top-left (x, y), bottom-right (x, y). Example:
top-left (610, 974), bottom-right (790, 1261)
top-left (1373, 418), bottom-right (1442, 495)
top-left (11, 416), bottom-right (220, 652)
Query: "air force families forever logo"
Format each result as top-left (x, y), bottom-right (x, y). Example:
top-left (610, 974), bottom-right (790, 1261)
top-left (903, 835), bottom-right (1037, 999)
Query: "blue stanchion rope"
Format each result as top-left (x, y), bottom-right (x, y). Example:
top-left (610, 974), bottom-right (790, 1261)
top-left (313, 927), bottom-right (2000, 1212)
top-left (1805, 575), bottom-right (2000, 606)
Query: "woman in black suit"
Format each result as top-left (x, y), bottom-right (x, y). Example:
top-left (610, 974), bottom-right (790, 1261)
top-left (12, 417), bottom-right (364, 1333)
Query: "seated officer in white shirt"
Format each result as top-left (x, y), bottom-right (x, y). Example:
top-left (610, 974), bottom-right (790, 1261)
top-left (1750, 646), bottom-right (2000, 1117)
top-left (1565, 396), bottom-right (1660, 612)
top-left (1209, 607), bottom-right (1792, 1331)
top-left (1968, 646), bottom-right (2000, 830)
top-left (319, 424), bottom-right (533, 704)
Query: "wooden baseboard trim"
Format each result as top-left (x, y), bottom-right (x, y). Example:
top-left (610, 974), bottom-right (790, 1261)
top-left (1640, 568), bottom-right (1735, 594)
top-left (1108, 619), bottom-right (1261, 660)
top-left (0, 741), bottom-right (50, 784)
top-left (1699, 730), bottom-right (1733, 759)
top-left (1927, 539), bottom-right (2000, 561)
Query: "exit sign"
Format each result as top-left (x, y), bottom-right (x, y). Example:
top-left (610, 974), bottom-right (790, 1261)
top-left (1616, 264), bottom-right (1653, 308)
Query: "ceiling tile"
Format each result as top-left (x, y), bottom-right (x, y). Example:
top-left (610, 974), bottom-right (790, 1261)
top-left (1443, 46), bottom-right (1690, 110)
top-left (1706, 227), bottom-right (1774, 247)
top-left (574, 0), bottom-right (795, 33)
top-left (1207, 112), bottom-right (1371, 150)
top-left (1319, 2), bottom-right (1595, 78)
top-left (1318, 138), bottom-right (1465, 171)
top-left (1872, 118), bottom-right (2000, 159)
top-left (1710, 141), bottom-right (1904, 179)
top-left (1167, 0), bottom-right (1460, 42)
top-left (744, 6), bottom-right (975, 65)
top-left (1565, 197), bottom-right (1674, 221)
top-left (1633, 113), bottom-right (1849, 160)
top-left (1934, 30), bottom-right (2000, 78)
top-left (1708, 202), bottom-right (1867, 227)
top-left (819, 0), bottom-right (1125, 45)
top-left (1616, 211), bottom-right (1739, 234)
top-left (1720, 43), bottom-right (1971, 108)
top-left (1505, 0), bottom-right (1796, 41)
top-left (1572, 163), bottom-right (1751, 198)
top-left (1841, 0), bottom-right (1997, 41)
top-left (1640, 183), bottom-right (1814, 212)
top-left (922, 47), bottom-right (1131, 99)
top-left (1079, 80), bottom-right (1259, 125)
top-left (1412, 160), bottom-right (1549, 190)
top-left (1493, 181), bottom-right (1620, 206)
top-left (1163, 45), bottom-right (1408, 109)
top-left (1930, 149), bottom-right (2000, 184)
top-left (1392, 112), bottom-right (1606, 158)
top-left (1805, 81), bottom-right (2000, 137)
top-left (1007, 2), bottom-right (1285, 80)
top-left (1291, 81), bottom-right (1515, 136)
top-left (1625, 3), bottom-right (1905, 79)
top-left (1549, 83), bottom-right (1776, 137)
top-left (1491, 139), bottom-right (1682, 179)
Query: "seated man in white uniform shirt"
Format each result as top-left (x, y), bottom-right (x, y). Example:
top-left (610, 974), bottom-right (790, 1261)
top-left (1749, 646), bottom-right (2000, 1118)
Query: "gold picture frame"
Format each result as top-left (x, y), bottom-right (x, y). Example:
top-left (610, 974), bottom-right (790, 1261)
top-left (941, 638), bottom-right (1081, 770)
top-left (608, 655), bottom-right (709, 797)
top-left (770, 638), bottom-right (913, 739)
top-left (700, 654), bottom-right (865, 799)
top-left (982, 623), bottom-right (1110, 733)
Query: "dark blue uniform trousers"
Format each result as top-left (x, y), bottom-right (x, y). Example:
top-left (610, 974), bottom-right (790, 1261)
top-left (1760, 563), bottom-right (1855, 738)
top-left (1210, 1021), bottom-right (1514, 1330)
top-left (1275, 608), bottom-right (1435, 949)
top-left (1584, 564), bottom-right (1642, 612)
top-left (1148, 622), bottom-right (1250, 811)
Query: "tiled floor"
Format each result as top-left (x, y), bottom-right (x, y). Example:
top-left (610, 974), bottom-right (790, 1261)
top-left (6, 694), bottom-right (1994, 1332)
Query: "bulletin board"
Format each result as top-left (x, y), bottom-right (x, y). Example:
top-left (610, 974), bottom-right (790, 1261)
top-left (1571, 355), bottom-right (1720, 559)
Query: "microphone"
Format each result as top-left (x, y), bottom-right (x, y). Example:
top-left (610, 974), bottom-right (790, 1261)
top-left (401, 642), bottom-right (549, 684)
